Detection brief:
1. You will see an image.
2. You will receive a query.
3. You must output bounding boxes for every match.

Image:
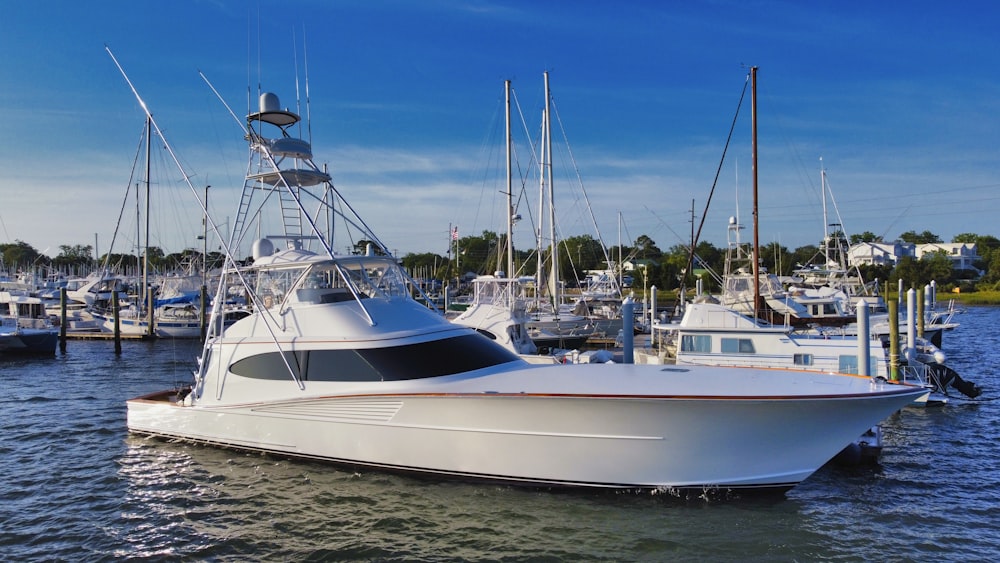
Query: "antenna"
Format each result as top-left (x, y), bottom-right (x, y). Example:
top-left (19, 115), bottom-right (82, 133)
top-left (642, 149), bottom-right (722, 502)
top-left (303, 28), bottom-right (313, 146)
top-left (293, 26), bottom-right (302, 139)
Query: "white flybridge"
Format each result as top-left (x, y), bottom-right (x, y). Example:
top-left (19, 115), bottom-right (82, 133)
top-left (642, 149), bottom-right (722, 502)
top-left (123, 69), bottom-right (925, 493)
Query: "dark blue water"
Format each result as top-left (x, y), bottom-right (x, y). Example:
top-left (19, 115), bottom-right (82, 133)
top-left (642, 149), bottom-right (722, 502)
top-left (3, 307), bottom-right (999, 561)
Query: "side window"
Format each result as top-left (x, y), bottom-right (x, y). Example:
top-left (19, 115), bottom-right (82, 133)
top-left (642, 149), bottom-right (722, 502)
top-left (794, 353), bottom-right (813, 366)
top-left (839, 355), bottom-right (859, 375)
top-left (721, 338), bottom-right (755, 354)
top-left (681, 335), bottom-right (711, 353)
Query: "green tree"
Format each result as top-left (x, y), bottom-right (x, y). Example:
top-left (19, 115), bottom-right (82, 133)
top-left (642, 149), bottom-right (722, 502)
top-left (401, 252), bottom-right (448, 280)
top-left (663, 241), bottom-right (724, 292)
top-left (453, 231), bottom-right (499, 277)
top-left (658, 245), bottom-right (687, 291)
top-left (898, 230), bottom-right (941, 244)
top-left (633, 234), bottom-right (662, 259)
top-left (759, 242), bottom-right (792, 276)
top-left (206, 251), bottom-right (226, 270)
top-left (0, 240), bottom-right (42, 270)
top-left (560, 234), bottom-right (606, 281)
top-left (100, 252), bottom-right (140, 274)
top-left (50, 246), bottom-right (91, 276)
top-left (142, 246), bottom-right (166, 270)
top-left (789, 245), bottom-right (820, 273)
top-left (52, 244), bottom-right (94, 270)
top-left (890, 252), bottom-right (954, 289)
top-left (923, 251), bottom-right (954, 283)
top-left (890, 256), bottom-right (920, 288)
top-left (983, 256), bottom-right (1000, 288)
top-left (953, 233), bottom-right (998, 281)
top-left (849, 231), bottom-right (881, 244)
top-left (858, 263), bottom-right (894, 290)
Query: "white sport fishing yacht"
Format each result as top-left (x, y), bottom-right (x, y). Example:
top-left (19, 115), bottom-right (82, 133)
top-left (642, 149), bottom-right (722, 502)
top-left (123, 72), bottom-right (924, 493)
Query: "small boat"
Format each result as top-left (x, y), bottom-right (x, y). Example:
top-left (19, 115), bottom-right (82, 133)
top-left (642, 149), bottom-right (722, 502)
top-left (65, 272), bottom-right (130, 310)
top-left (0, 290), bottom-right (59, 355)
top-left (525, 72), bottom-right (622, 347)
top-left (122, 65), bottom-right (925, 494)
top-left (101, 115), bottom-right (208, 339)
top-left (451, 274), bottom-right (540, 356)
top-left (647, 301), bottom-right (971, 404)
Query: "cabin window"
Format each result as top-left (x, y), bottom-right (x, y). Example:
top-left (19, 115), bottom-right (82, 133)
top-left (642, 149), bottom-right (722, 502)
top-left (794, 354), bottom-right (813, 366)
top-left (721, 338), bottom-right (755, 354)
top-left (839, 355), bottom-right (859, 374)
top-left (680, 335), bottom-right (711, 353)
top-left (822, 303), bottom-right (838, 315)
top-left (229, 334), bottom-right (520, 382)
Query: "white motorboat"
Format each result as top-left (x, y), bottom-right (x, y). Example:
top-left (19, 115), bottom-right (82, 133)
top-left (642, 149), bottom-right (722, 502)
top-left (0, 290), bottom-right (59, 355)
top-left (653, 302), bottom-right (892, 376)
top-left (650, 300), bottom-right (981, 403)
top-left (122, 68), bottom-right (925, 493)
top-left (451, 275), bottom-right (539, 354)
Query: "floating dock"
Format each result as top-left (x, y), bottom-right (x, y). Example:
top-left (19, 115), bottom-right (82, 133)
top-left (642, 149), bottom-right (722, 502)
top-left (64, 331), bottom-right (150, 341)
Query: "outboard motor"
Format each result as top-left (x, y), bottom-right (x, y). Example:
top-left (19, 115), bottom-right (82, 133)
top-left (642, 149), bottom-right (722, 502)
top-left (927, 364), bottom-right (981, 398)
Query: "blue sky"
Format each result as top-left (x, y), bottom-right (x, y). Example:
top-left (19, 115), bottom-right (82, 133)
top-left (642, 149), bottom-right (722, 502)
top-left (2, 1), bottom-right (998, 262)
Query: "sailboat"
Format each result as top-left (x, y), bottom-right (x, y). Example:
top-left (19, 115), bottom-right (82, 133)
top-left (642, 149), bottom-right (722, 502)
top-left (452, 80), bottom-right (542, 357)
top-left (450, 80), bottom-right (572, 361)
top-left (90, 116), bottom-right (207, 338)
top-left (525, 72), bottom-right (620, 349)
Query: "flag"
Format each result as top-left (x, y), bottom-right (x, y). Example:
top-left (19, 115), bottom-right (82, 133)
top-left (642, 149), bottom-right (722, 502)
top-left (451, 227), bottom-right (459, 240)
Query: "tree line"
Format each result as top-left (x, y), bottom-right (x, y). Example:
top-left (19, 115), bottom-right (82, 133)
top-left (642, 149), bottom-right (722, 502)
top-left (5, 228), bottom-right (999, 293)
top-left (399, 229), bottom-right (1000, 293)
top-left (0, 241), bottom-right (226, 279)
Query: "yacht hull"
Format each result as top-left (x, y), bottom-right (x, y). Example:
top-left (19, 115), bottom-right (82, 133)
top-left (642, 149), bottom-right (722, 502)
top-left (128, 366), bottom-right (924, 491)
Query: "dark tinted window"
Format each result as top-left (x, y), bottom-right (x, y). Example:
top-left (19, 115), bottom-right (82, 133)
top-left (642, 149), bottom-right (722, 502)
top-left (230, 334), bottom-right (521, 382)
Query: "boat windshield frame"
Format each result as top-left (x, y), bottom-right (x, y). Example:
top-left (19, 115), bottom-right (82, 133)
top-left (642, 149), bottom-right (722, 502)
top-left (253, 255), bottom-right (411, 312)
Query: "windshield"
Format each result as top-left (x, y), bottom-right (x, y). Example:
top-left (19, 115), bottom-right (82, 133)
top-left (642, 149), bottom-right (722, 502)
top-left (335, 257), bottom-right (409, 299)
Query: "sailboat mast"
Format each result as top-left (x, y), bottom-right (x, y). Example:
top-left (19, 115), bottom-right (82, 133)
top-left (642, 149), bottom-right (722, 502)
top-left (143, 115), bottom-right (153, 336)
top-left (544, 71), bottom-right (559, 314)
top-left (820, 159), bottom-right (830, 266)
top-left (535, 84), bottom-right (545, 309)
top-left (504, 79), bottom-right (514, 277)
top-left (618, 211), bottom-right (623, 291)
top-left (203, 184), bottom-right (209, 280)
top-left (750, 66), bottom-right (760, 321)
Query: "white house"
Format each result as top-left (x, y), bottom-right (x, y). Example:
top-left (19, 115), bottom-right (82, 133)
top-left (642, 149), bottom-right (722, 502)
top-left (847, 242), bottom-right (914, 267)
top-left (847, 241), bottom-right (981, 274)
top-left (915, 243), bottom-right (981, 272)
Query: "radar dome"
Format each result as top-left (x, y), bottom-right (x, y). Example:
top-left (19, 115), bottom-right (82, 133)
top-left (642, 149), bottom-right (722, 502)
top-left (252, 238), bottom-right (275, 260)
